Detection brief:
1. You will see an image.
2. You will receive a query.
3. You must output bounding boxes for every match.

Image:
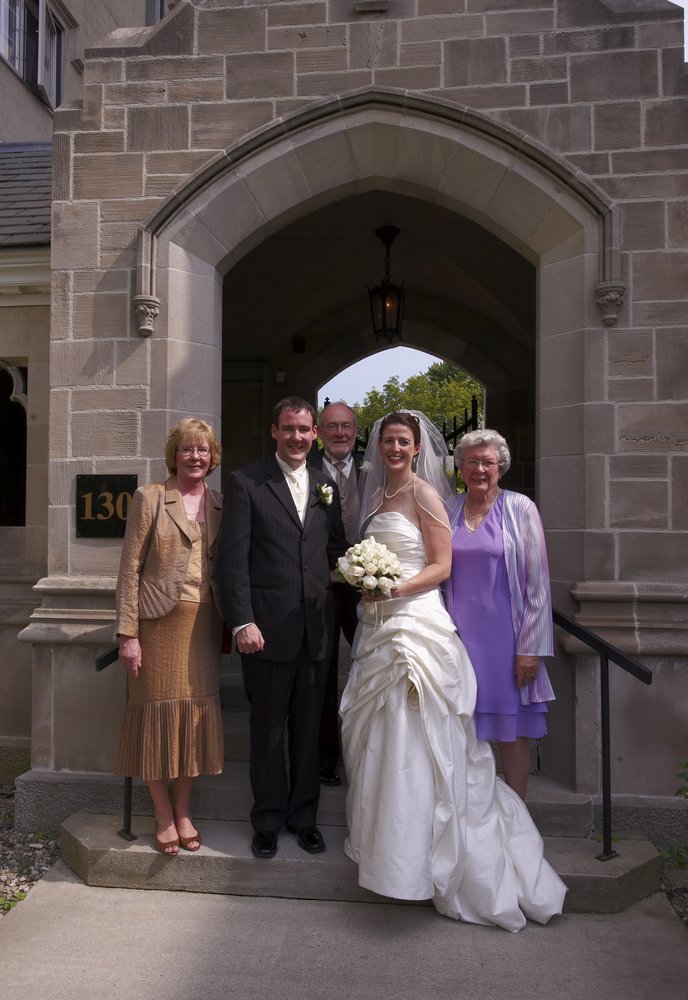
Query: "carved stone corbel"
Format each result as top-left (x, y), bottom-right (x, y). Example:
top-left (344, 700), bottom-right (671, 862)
top-left (132, 293), bottom-right (160, 337)
top-left (595, 281), bottom-right (625, 327)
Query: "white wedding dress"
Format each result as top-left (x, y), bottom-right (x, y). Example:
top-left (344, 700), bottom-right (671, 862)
top-left (340, 512), bottom-right (566, 932)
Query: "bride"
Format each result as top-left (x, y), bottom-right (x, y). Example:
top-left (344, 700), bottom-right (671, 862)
top-left (339, 410), bottom-right (566, 932)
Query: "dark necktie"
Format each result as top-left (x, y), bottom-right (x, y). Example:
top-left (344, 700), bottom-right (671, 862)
top-left (335, 460), bottom-right (359, 543)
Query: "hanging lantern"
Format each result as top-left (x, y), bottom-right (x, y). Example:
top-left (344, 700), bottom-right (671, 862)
top-left (367, 225), bottom-right (405, 344)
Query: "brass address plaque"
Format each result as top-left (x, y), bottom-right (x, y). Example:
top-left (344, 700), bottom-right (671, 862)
top-left (76, 475), bottom-right (138, 538)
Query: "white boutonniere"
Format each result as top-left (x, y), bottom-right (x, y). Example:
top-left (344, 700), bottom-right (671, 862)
top-left (315, 483), bottom-right (334, 506)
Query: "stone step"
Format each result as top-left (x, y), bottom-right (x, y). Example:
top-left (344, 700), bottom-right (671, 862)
top-left (59, 811), bottom-right (661, 916)
top-left (122, 764), bottom-right (595, 839)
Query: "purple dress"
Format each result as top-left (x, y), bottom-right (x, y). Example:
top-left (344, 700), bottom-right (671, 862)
top-left (449, 493), bottom-right (547, 742)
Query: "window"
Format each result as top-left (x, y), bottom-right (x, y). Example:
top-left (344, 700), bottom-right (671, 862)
top-left (0, 0), bottom-right (64, 108)
top-left (145, 0), bottom-right (168, 27)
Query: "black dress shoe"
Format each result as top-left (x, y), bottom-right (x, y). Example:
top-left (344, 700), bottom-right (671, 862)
top-left (319, 766), bottom-right (342, 787)
top-left (287, 825), bottom-right (326, 854)
top-left (251, 830), bottom-right (278, 858)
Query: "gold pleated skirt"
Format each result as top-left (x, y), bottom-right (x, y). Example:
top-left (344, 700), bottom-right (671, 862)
top-left (113, 600), bottom-right (223, 781)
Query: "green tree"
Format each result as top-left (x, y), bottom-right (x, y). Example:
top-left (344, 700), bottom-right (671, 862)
top-left (353, 363), bottom-right (483, 440)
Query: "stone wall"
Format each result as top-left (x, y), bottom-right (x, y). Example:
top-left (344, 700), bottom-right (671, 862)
top-left (14, 0), bottom-right (688, 811)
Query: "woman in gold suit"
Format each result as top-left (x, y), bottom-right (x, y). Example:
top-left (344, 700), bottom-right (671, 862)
top-left (113, 418), bottom-right (224, 856)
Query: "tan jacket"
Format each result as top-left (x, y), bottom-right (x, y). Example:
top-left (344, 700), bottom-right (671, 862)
top-left (115, 477), bottom-right (223, 637)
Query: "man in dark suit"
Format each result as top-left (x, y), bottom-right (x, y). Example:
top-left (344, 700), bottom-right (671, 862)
top-left (218, 397), bottom-right (346, 859)
top-left (308, 402), bottom-right (361, 787)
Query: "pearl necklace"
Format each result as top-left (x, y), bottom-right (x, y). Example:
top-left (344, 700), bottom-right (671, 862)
top-left (384, 474), bottom-right (415, 499)
top-left (464, 487), bottom-right (499, 533)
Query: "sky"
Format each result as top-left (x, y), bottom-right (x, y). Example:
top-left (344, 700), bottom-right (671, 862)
top-left (319, 4), bottom-right (688, 409)
top-left (318, 346), bottom-right (443, 408)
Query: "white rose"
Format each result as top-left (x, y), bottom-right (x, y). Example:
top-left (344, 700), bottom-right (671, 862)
top-left (361, 575), bottom-right (378, 590)
top-left (351, 565), bottom-right (365, 578)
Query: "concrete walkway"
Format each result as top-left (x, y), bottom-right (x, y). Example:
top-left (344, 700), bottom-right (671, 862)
top-left (1, 861), bottom-right (686, 1000)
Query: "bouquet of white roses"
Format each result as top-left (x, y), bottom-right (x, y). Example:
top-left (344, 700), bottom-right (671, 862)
top-left (336, 536), bottom-right (402, 597)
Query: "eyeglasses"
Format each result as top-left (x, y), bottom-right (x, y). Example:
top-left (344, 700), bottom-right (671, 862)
top-left (180, 446), bottom-right (210, 457)
top-left (464, 459), bottom-right (498, 470)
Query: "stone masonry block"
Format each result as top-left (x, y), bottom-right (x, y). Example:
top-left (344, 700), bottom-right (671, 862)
top-left (104, 82), bottom-right (167, 104)
top-left (73, 294), bottom-right (129, 340)
top-left (197, 8), bottom-right (267, 55)
top-left (593, 102), bottom-right (640, 150)
top-left (84, 59), bottom-right (125, 85)
top-left (620, 202), bottom-right (665, 250)
top-left (375, 66), bottom-right (440, 89)
top-left (50, 341), bottom-right (115, 389)
top-left (400, 41), bottom-right (442, 66)
top-left (115, 341), bottom-right (149, 387)
top-left (145, 151), bottom-right (216, 176)
top-left (485, 10), bottom-right (553, 34)
top-left (656, 328), bottom-right (688, 402)
top-left (618, 532), bottom-right (688, 583)
top-left (51, 203), bottom-right (100, 271)
top-left (267, 3), bottom-right (326, 27)
top-left (72, 411), bottom-right (138, 458)
top-left (610, 481), bottom-right (668, 529)
top-left (190, 103), bottom-right (274, 149)
top-left (100, 222), bottom-right (139, 255)
top-left (418, 0), bottom-right (461, 12)
top-left (329, 0), bottom-right (414, 18)
top-left (71, 387), bottom-right (148, 412)
top-left (446, 37), bottom-right (508, 87)
top-left (402, 15), bottom-right (482, 44)
top-left (632, 252), bottom-right (688, 302)
top-left (646, 98), bottom-right (688, 147)
top-left (509, 34), bottom-right (541, 58)
top-left (74, 132), bottom-right (125, 155)
top-left (510, 56), bottom-right (567, 83)
top-left (553, 26), bottom-right (635, 54)
top-left (662, 47), bottom-right (688, 99)
top-left (125, 56), bottom-right (225, 82)
top-left (671, 455), bottom-right (688, 530)
top-left (297, 70), bottom-right (371, 97)
top-left (128, 106), bottom-right (189, 152)
top-left (73, 269), bottom-right (128, 294)
top-left (571, 51), bottom-right (658, 102)
top-left (350, 21), bottom-right (398, 70)
top-left (530, 82), bottom-right (569, 106)
top-left (226, 52), bottom-right (295, 99)
top-left (607, 329), bottom-right (653, 378)
top-left (618, 403), bottom-right (688, 453)
top-left (497, 105), bottom-right (591, 152)
top-left (167, 80), bottom-right (226, 104)
top-left (296, 48), bottom-right (347, 73)
top-left (439, 85), bottom-right (526, 110)
top-left (668, 200), bottom-right (688, 248)
top-left (609, 455), bottom-right (667, 480)
top-left (607, 379), bottom-right (654, 402)
top-left (73, 153), bottom-right (144, 200)
top-left (268, 24), bottom-right (346, 49)
top-left (99, 200), bottom-right (161, 224)
top-left (614, 149), bottom-right (688, 176)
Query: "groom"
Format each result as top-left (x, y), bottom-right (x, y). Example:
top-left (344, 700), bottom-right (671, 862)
top-left (218, 396), bottom-right (346, 859)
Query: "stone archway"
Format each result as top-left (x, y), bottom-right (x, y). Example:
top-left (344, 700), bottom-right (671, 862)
top-left (130, 91), bottom-right (615, 790)
top-left (138, 90), bottom-right (615, 592)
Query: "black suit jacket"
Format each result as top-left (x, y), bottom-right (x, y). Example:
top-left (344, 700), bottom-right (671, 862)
top-left (218, 457), bottom-right (347, 663)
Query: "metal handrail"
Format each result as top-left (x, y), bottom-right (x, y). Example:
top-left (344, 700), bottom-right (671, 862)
top-left (552, 607), bottom-right (652, 860)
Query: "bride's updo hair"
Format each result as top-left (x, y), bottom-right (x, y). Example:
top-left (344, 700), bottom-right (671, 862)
top-left (379, 411), bottom-right (421, 446)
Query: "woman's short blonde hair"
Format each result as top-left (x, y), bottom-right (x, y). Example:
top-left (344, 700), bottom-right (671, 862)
top-left (454, 428), bottom-right (511, 476)
top-left (165, 418), bottom-right (221, 474)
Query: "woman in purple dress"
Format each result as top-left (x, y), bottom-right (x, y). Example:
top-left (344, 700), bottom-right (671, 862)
top-left (447, 429), bottom-right (555, 800)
